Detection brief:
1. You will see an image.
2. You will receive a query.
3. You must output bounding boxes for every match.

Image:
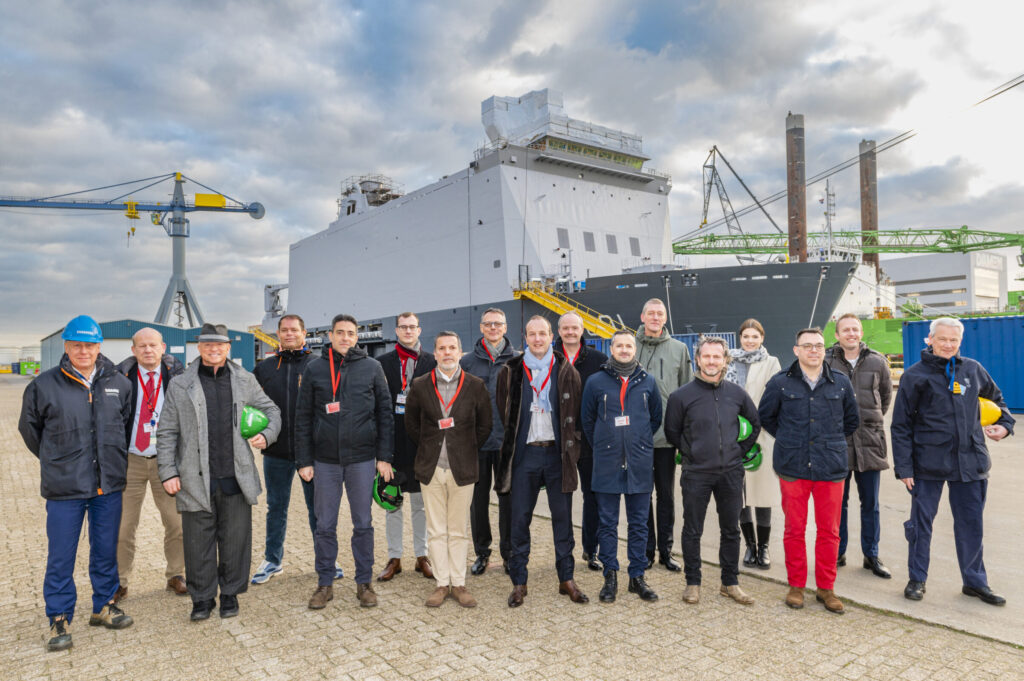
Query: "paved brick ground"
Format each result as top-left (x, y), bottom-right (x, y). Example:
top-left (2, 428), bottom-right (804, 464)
top-left (2, 374), bottom-right (1022, 680)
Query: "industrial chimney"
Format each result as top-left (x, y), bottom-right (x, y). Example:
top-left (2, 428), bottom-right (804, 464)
top-left (786, 113), bottom-right (807, 263)
top-left (859, 139), bottom-right (880, 279)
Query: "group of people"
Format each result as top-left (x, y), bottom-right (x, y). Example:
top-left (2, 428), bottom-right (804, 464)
top-left (19, 300), bottom-right (1015, 652)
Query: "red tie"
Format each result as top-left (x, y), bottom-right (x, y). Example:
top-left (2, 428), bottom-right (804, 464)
top-left (135, 371), bottom-right (156, 452)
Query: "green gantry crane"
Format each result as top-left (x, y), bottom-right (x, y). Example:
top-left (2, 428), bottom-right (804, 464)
top-left (673, 225), bottom-right (1024, 264)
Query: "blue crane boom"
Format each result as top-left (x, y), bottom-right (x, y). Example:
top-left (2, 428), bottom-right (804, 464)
top-left (0, 172), bottom-right (264, 327)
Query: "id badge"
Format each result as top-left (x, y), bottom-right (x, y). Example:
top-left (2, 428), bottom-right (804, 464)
top-left (395, 405), bottom-right (406, 415)
top-left (438, 417), bottom-right (455, 429)
top-left (325, 402), bottom-right (340, 414)
top-left (530, 403), bottom-right (543, 413)
top-left (614, 415), bottom-right (630, 427)
top-left (952, 381), bottom-right (962, 394)
top-left (396, 394), bottom-right (407, 405)
top-left (143, 423), bottom-right (156, 434)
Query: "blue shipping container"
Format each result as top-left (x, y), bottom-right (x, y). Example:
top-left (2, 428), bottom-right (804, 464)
top-left (902, 316), bottom-right (1024, 412)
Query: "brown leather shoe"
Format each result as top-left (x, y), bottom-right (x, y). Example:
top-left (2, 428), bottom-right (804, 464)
top-left (377, 558), bottom-right (401, 582)
top-left (356, 583), bottom-right (378, 608)
top-left (682, 585), bottom-right (700, 604)
top-left (815, 588), bottom-right (845, 614)
top-left (425, 586), bottom-right (449, 607)
top-left (558, 580), bottom-right (589, 603)
top-left (785, 586), bottom-right (805, 609)
top-left (719, 584), bottom-right (755, 605)
top-left (308, 585), bottom-right (333, 610)
top-left (415, 556), bottom-right (434, 579)
top-left (112, 585), bottom-right (127, 604)
top-left (166, 576), bottom-right (188, 596)
top-left (451, 586), bottom-right (477, 608)
top-left (507, 584), bottom-right (528, 608)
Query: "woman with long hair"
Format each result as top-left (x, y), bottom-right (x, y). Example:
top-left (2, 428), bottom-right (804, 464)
top-left (725, 319), bottom-right (781, 569)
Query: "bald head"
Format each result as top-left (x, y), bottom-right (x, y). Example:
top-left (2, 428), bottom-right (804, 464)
top-left (131, 327), bottom-right (166, 371)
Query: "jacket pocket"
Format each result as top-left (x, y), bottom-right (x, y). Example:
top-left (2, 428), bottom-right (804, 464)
top-left (820, 436), bottom-right (848, 479)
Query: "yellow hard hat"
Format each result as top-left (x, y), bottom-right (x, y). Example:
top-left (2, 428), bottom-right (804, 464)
top-left (979, 397), bottom-right (1001, 427)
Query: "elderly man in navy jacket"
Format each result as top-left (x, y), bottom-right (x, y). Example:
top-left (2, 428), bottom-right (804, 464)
top-left (758, 327), bottom-right (859, 615)
top-left (891, 317), bottom-right (1014, 606)
top-left (581, 330), bottom-right (661, 603)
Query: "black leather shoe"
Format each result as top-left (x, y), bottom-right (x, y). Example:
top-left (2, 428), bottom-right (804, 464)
top-left (740, 522), bottom-right (757, 567)
top-left (962, 584), bottom-right (1006, 606)
top-left (582, 552), bottom-right (602, 571)
top-left (755, 544), bottom-right (771, 570)
top-left (599, 571), bottom-right (618, 603)
top-left (645, 555), bottom-right (655, 570)
top-left (904, 580), bottom-right (926, 601)
top-left (190, 599), bottom-right (216, 621)
top-left (628, 576), bottom-right (658, 601)
top-left (659, 553), bottom-right (682, 572)
top-left (836, 553), bottom-right (846, 567)
top-left (863, 556), bottom-right (892, 579)
top-left (470, 554), bottom-right (489, 576)
top-left (219, 594), bottom-right (239, 618)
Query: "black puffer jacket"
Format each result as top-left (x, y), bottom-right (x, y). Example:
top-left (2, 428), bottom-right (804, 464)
top-left (825, 342), bottom-right (893, 472)
top-left (294, 345), bottom-right (394, 467)
top-left (19, 354), bottom-right (132, 500)
top-left (460, 336), bottom-right (518, 451)
top-left (253, 347), bottom-right (316, 461)
top-left (664, 376), bottom-right (761, 475)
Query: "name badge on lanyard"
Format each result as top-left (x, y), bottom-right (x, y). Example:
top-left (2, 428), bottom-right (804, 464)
top-left (325, 402), bottom-right (340, 414)
top-left (530, 403), bottom-right (544, 413)
top-left (438, 417), bottom-right (454, 429)
top-left (144, 414), bottom-right (159, 434)
top-left (614, 415), bottom-right (630, 427)
top-left (395, 404), bottom-right (405, 415)
top-left (396, 393), bottom-right (407, 405)
top-left (952, 381), bottom-right (962, 395)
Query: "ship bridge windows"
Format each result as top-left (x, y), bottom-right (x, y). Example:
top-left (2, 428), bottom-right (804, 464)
top-left (557, 228), bottom-right (570, 249)
top-left (630, 237), bottom-right (641, 257)
top-left (583, 231), bottom-right (596, 252)
top-left (681, 273), bottom-right (700, 287)
top-left (606, 234), bottom-right (618, 254)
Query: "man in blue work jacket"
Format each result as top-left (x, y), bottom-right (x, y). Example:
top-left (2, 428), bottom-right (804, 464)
top-left (891, 317), bottom-right (1014, 605)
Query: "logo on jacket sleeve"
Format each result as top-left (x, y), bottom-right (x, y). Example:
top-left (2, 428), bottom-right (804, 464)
top-left (105, 388), bottom-right (120, 395)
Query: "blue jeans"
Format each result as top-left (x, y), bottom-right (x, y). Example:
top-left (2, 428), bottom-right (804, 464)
top-left (905, 478), bottom-right (988, 588)
top-left (507, 445), bottom-right (575, 585)
top-left (596, 492), bottom-right (649, 578)
top-left (838, 469), bottom-right (881, 558)
top-left (45, 492), bottom-right (122, 623)
top-left (313, 460), bottom-right (376, 586)
top-left (263, 457), bottom-right (316, 565)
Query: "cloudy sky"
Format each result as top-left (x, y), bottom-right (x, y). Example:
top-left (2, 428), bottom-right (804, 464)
top-left (1, 0), bottom-right (1022, 348)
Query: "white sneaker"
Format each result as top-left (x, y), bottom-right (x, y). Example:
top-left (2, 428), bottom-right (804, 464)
top-left (251, 560), bottom-right (283, 585)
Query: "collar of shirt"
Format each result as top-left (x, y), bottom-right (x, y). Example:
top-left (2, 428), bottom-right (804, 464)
top-left (801, 368), bottom-right (823, 390)
top-left (436, 365), bottom-right (461, 383)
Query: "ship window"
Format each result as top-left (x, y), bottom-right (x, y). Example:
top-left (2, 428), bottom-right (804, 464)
top-left (493, 260), bottom-right (501, 269)
top-left (557, 228), bottom-right (570, 249)
top-left (606, 235), bottom-right (618, 254)
top-left (629, 237), bottom-right (641, 257)
top-left (583, 231), bottom-right (596, 252)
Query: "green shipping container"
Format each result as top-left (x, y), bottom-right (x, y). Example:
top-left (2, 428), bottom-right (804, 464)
top-left (20, 361), bottom-right (40, 375)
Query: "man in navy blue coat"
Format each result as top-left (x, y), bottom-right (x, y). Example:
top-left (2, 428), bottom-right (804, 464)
top-left (581, 330), bottom-right (661, 603)
top-left (891, 317), bottom-right (1014, 605)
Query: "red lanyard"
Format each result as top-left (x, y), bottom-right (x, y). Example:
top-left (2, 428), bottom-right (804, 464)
top-left (568, 346), bottom-right (581, 366)
top-left (619, 376), bottom-right (629, 413)
top-left (523, 354), bottom-right (555, 401)
top-left (482, 340), bottom-right (494, 362)
top-left (431, 369), bottom-right (465, 412)
top-left (328, 348), bottom-right (343, 400)
top-left (140, 371), bottom-right (162, 412)
top-left (400, 357), bottom-right (410, 391)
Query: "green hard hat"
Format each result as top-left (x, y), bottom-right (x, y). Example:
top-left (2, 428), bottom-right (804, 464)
top-left (372, 472), bottom-right (404, 511)
top-left (737, 415), bottom-right (753, 441)
top-left (742, 443), bottom-right (762, 472)
top-left (240, 405), bottom-right (269, 439)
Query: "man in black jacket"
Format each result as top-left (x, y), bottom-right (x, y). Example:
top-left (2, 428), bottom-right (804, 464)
top-left (554, 311), bottom-right (607, 572)
top-left (19, 315), bottom-right (134, 652)
top-left (296, 314), bottom-right (395, 610)
top-left (251, 314), bottom-right (326, 586)
top-left (113, 327), bottom-right (187, 603)
top-left (377, 312), bottom-right (436, 582)
top-left (665, 336), bottom-right (761, 606)
top-left (461, 307), bottom-right (517, 576)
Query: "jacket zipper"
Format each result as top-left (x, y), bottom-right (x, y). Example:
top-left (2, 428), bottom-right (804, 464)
top-left (285, 359), bottom-right (293, 454)
top-left (713, 385), bottom-right (724, 470)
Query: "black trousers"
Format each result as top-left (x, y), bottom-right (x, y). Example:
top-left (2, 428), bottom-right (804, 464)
top-left (680, 467), bottom-right (744, 586)
top-left (470, 449), bottom-right (510, 560)
top-left (181, 488), bottom-right (252, 603)
top-left (646, 447), bottom-right (678, 558)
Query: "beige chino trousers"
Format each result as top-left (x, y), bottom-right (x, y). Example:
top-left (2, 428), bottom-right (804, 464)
top-left (421, 467), bottom-right (474, 588)
top-left (117, 453), bottom-right (185, 584)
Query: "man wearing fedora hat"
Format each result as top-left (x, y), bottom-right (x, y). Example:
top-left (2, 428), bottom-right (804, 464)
top-left (157, 323), bottom-right (281, 622)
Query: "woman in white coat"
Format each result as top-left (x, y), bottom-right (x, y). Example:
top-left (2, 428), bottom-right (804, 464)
top-left (725, 319), bottom-right (781, 569)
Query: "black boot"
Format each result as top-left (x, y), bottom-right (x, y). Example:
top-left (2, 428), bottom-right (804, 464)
top-left (628, 576), bottom-right (659, 601)
top-left (741, 521), bottom-right (757, 567)
top-left (599, 571), bottom-right (618, 603)
top-left (755, 525), bottom-right (771, 570)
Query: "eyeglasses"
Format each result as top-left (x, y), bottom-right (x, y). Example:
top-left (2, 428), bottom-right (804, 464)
top-left (396, 325), bottom-right (419, 331)
top-left (481, 321), bottom-right (506, 328)
top-left (797, 343), bottom-right (825, 351)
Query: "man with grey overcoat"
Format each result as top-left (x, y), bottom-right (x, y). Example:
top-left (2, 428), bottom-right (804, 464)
top-left (157, 323), bottom-right (281, 622)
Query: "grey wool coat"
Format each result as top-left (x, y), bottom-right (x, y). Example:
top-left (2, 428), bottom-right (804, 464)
top-left (157, 361), bottom-right (281, 513)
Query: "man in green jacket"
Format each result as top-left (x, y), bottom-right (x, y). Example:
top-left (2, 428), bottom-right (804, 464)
top-left (634, 298), bottom-right (692, 571)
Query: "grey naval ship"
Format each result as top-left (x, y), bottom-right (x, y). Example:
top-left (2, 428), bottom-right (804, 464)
top-left (278, 89), bottom-right (855, 359)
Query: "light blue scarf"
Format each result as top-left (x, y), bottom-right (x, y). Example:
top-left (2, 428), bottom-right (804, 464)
top-left (523, 345), bottom-right (555, 413)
